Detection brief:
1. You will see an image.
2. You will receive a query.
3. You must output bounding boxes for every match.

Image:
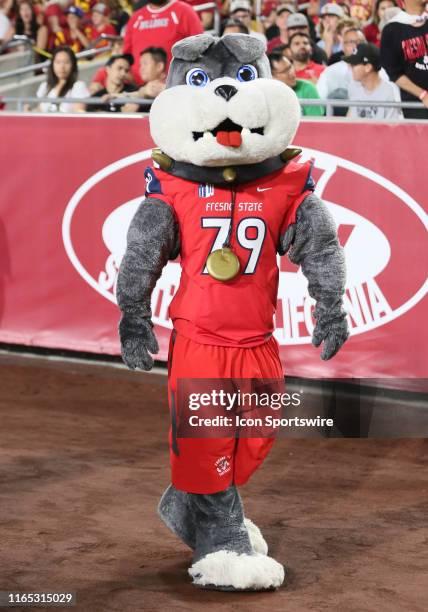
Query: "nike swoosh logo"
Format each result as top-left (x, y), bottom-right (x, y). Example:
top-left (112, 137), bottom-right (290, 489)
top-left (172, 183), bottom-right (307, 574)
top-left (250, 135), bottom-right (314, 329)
top-left (257, 187), bottom-right (272, 192)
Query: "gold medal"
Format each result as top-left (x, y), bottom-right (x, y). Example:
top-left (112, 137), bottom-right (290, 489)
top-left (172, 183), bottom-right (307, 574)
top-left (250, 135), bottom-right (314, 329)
top-left (206, 247), bottom-right (240, 281)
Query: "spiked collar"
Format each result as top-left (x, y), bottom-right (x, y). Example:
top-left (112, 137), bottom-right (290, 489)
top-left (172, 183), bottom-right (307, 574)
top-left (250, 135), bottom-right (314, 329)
top-left (151, 148), bottom-right (302, 186)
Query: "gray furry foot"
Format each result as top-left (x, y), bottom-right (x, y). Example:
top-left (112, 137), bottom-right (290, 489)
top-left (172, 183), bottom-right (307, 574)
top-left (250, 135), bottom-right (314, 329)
top-left (158, 484), bottom-right (196, 549)
top-left (188, 486), bottom-right (283, 591)
top-left (189, 551), bottom-right (284, 591)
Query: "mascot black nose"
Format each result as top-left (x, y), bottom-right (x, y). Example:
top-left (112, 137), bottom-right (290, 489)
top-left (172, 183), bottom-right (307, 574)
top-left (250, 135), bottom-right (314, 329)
top-left (214, 85), bottom-right (238, 101)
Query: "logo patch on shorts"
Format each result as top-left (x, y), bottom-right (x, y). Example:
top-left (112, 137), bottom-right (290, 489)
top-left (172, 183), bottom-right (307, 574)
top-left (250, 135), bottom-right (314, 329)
top-left (215, 456), bottom-right (231, 476)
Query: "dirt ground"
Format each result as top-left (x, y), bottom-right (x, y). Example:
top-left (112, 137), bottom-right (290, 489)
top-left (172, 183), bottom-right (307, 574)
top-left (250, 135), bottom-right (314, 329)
top-left (0, 352), bottom-right (427, 612)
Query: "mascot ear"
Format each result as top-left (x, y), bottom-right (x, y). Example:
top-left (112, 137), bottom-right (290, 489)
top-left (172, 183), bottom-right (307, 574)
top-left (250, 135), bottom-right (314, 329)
top-left (221, 34), bottom-right (267, 63)
top-left (172, 33), bottom-right (217, 61)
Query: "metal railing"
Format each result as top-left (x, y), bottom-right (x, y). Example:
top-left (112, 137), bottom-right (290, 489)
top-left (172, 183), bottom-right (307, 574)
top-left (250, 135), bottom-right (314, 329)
top-left (0, 35), bottom-right (34, 54)
top-left (1, 96), bottom-right (425, 114)
top-left (298, 97), bottom-right (426, 116)
top-left (1, 95), bottom-right (154, 112)
top-left (0, 35), bottom-right (116, 81)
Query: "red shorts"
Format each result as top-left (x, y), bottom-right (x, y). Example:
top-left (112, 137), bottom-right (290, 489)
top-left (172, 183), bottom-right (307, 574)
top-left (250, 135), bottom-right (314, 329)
top-left (167, 332), bottom-right (284, 494)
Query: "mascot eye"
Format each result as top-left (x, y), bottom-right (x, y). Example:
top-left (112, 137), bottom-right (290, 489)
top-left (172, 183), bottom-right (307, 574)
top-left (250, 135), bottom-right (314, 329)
top-left (236, 65), bottom-right (258, 82)
top-left (186, 68), bottom-right (210, 87)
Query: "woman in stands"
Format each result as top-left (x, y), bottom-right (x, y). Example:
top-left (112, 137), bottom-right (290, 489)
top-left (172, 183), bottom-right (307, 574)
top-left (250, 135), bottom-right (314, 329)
top-left (3, 0), bottom-right (48, 57)
top-left (364, 0), bottom-right (398, 47)
top-left (35, 45), bottom-right (89, 112)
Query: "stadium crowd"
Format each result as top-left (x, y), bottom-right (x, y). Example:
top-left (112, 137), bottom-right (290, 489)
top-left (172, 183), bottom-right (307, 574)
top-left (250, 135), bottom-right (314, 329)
top-left (0, 0), bottom-right (427, 118)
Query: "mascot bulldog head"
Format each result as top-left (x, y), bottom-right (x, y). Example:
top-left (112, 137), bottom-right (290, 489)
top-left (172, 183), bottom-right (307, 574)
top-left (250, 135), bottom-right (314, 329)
top-left (150, 33), bottom-right (301, 167)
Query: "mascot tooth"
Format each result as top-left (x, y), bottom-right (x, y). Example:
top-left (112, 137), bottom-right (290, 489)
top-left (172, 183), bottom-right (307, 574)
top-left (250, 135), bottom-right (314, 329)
top-left (117, 33), bottom-right (349, 592)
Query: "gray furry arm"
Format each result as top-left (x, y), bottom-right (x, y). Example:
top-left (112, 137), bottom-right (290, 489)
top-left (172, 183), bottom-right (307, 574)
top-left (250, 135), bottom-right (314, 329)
top-left (116, 197), bottom-right (179, 370)
top-left (279, 193), bottom-right (349, 360)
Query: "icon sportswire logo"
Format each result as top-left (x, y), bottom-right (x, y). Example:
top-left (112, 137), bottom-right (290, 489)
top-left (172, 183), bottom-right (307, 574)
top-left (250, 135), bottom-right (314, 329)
top-left (62, 146), bottom-right (427, 346)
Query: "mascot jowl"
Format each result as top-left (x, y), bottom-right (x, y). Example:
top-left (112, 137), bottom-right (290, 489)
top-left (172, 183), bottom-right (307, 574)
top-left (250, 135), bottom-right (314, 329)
top-left (116, 33), bottom-right (349, 591)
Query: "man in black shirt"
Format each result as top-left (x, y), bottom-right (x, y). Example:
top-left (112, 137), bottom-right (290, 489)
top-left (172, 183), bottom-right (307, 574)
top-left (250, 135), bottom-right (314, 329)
top-left (380, 0), bottom-right (428, 118)
top-left (87, 54), bottom-right (140, 113)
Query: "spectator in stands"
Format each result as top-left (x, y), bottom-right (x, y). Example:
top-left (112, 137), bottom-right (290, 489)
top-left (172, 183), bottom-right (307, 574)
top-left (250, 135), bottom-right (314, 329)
top-left (269, 50), bottom-right (325, 115)
top-left (88, 3), bottom-right (117, 47)
top-left (267, 4), bottom-right (295, 52)
top-left (380, 0), bottom-right (428, 119)
top-left (221, 18), bottom-right (249, 35)
top-left (136, 45), bottom-right (166, 98)
top-left (44, 0), bottom-right (70, 51)
top-left (108, 0), bottom-right (131, 34)
top-left (1, 0), bottom-right (16, 16)
top-left (364, 0), bottom-right (397, 46)
top-left (3, 1), bottom-right (48, 56)
top-left (0, 3), bottom-right (11, 45)
top-left (35, 45), bottom-right (89, 112)
top-left (307, 0), bottom-right (321, 22)
top-left (89, 35), bottom-right (125, 93)
top-left (123, 0), bottom-right (203, 85)
top-left (328, 18), bottom-right (360, 65)
top-left (316, 26), bottom-right (366, 114)
top-left (286, 12), bottom-right (313, 39)
top-left (229, 0), bottom-right (266, 42)
top-left (345, 42), bottom-right (403, 119)
top-left (86, 52), bottom-right (140, 112)
top-left (317, 3), bottom-right (344, 59)
top-left (262, 1), bottom-right (280, 35)
top-left (286, 12), bottom-right (328, 64)
top-left (64, 5), bottom-right (90, 53)
top-left (289, 31), bottom-right (325, 82)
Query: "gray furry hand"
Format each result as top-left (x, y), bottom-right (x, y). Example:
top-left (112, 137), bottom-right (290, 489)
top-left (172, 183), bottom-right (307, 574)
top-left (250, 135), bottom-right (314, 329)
top-left (119, 316), bottom-right (159, 371)
top-left (312, 316), bottom-right (349, 361)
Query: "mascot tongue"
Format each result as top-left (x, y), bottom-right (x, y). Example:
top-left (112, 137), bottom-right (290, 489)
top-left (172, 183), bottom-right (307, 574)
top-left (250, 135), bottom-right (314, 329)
top-left (216, 131), bottom-right (242, 148)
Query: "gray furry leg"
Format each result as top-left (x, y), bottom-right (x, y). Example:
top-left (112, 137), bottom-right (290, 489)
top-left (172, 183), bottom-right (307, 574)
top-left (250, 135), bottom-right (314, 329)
top-left (190, 485), bottom-right (252, 563)
top-left (158, 484), bottom-right (196, 549)
top-left (158, 484), bottom-right (268, 555)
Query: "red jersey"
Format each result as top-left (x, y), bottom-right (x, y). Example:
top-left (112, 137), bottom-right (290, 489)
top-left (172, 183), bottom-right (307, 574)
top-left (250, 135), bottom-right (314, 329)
top-left (62, 28), bottom-right (87, 54)
top-left (123, 0), bottom-right (203, 84)
top-left (363, 23), bottom-right (381, 47)
top-left (295, 61), bottom-right (325, 83)
top-left (146, 160), bottom-right (314, 347)
top-left (86, 23), bottom-right (117, 46)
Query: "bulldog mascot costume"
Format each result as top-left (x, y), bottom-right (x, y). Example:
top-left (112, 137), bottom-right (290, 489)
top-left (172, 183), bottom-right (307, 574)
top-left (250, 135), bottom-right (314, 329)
top-left (117, 33), bottom-right (349, 591)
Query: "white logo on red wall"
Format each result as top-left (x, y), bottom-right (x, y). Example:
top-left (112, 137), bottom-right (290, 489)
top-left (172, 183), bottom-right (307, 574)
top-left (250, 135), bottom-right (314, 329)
top-left (62, 147), bottom-right (427, 345)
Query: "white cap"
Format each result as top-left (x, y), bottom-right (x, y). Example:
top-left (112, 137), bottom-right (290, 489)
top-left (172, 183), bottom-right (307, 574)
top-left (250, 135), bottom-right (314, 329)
top-left (287, 13), bottom-right (309, 28)
top-left (230, 0), bottom-right (252, 14)
top-left (93, 2), bottom-right (109, 15)
top-left (321, 3), bottom-right (344, 18)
